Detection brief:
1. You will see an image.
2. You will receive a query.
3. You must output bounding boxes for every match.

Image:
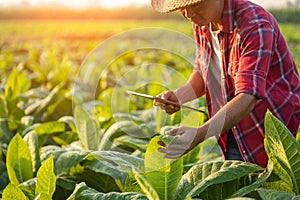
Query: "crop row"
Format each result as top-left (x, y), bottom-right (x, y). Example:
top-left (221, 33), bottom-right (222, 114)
top-left (0, 20), bottom-right (300, 199)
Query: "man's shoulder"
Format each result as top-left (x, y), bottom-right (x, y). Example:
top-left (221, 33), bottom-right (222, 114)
top-left (233, 0), bottom-right (276, 28)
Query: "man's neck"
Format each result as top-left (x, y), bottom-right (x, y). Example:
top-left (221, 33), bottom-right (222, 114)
top-left (211, 0), bottom-right (225, 31)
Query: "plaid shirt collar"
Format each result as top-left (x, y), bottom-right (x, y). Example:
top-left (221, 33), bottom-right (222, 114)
top-left (220, 0), bottom-right (234, 33)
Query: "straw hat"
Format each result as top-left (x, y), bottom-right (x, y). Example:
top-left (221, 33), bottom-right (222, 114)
top-left (151, 0), bottom-right (205, 13)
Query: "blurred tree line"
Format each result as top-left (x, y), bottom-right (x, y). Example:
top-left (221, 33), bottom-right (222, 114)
top-left (0, 7), bottom-right (300, 23)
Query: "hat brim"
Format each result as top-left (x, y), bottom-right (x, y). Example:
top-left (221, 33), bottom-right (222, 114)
top-left (151, 0), bottom-right (205, 13)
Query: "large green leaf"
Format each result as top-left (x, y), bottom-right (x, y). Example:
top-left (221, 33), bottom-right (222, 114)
top-left (85, 159), bottom-right (128, 191)
top-left (98, 121), bottom-right (137, 151)
top-left (91, 150), bottom-right (144, 173)
top-left (25, 85), bottom-right (61, 122)
top-left (33, 121), bottom-right (66, 135)
top-left (262, 152), bottom-right (295, 194)
top-left (71, 165), bottom-right (121, 193)
top-left (66, 182), bottom-right (147, 200)
top-left (230, 160), bottom-right (274, 198)
top-left (183, 138), bottom-right (222, 173)
top-left (41, 145), bottom-right (89, 176)
top-left (55, 176), bottom-right (78, 199)
top-left (34, 192), bottom-right (52, 200)
top-left (74, 105), bottom-right (100, 150)
top-left (0, 95), bottom-right (13, 143)
top-left (176, 161), bottom-right (262, 199)
top-left (58, 116), bottom-right (77, 132)
top-left (99, 120), bottom-right (154, 151)
top-left (182, 145), bottom-right (200, 172)
top-left (19, 179), bottom-right (37, 200)
top-left (0, 94), bottom-right (8, 119)
top-left (180, 110), bottom-right (206, 128)
top-left (36, 156), bottom-right (56, 198)
top-left (0, 160), bottom-right (9, 191)
top-left (41, 145), bottom-right (66, 161)
top-left (52, 117), bottom-right (78, 145)
top-left (5, 69), bottom-right (30, 120)
top-left (43, 92), bottom-right (73, 122)
top-left (155, 109), bottom-right (172, 132)
top-left (257, 188), bottom-right (300, 200)
top-left (7, 134), bottom-right (33, 185)
top-left (21, 88), bottom-right (48, 114)
top-left (123, 173), bottom-right (143, 193)
top-left (52, 131), bottom-right (79, 146)
top-left (41, 146), bottom-right (121, 192)
top-left (5, 69), bottom-right (31, 99)
top-left (264, 111), bottom-right (300, 194)
top-left (113, 113), bottom-right (147, 124)
top-left (144, 136), bottom-right (183, 200)
top-left (116, 135), bottom-right (149, 153)
top-left (134, 172), bottom-right (160, 200)
top-left (0, 118), bottom-right (13, 144)
top-left (24, 131), bottom-right (41, 175)
top-left (2, 183), bottom-right (28, 200)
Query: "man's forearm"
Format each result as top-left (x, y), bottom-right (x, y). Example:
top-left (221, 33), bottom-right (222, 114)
top-left (201, 93), bottom-right (257, 139)
top-left (174, 70), bottom-right (205, 104)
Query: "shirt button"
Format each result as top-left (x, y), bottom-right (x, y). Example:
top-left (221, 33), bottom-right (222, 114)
top-left (243, 150), bottom-right (246, 154)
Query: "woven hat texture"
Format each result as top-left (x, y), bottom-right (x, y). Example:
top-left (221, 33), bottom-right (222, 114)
top-left (151, 0), bottom-right (205, 13)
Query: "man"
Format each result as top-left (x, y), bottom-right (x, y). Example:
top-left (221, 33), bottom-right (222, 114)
top-left (152, 0), bottom-right (300, 167)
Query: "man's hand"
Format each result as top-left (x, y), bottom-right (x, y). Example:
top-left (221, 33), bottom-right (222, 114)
top-left (158, 126), bottom-right (205, 159)
top-left (154, 70), bottom-right (205, 115)
top-left (153, 91), bottom-right (180, 114)
top-left (157, 93), bottom-right (257, 159)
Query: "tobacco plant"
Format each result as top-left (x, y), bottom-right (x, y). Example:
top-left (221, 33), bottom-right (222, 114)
top-left (2, 111), bottom-right (300, 200)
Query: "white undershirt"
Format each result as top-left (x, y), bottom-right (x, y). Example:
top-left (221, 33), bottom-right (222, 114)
top-left (207, 23), bottom-right (225, 114)
top-left (210, 24), bottom-right (222, 71)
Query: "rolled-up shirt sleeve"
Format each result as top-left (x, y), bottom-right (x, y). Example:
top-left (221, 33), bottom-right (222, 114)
top-left (235, 23), bottom-right (275, 99)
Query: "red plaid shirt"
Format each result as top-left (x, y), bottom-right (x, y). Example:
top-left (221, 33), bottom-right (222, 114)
top-left (193, 0), bottom-right (300, 167)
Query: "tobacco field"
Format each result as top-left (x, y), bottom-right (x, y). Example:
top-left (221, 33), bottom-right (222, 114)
top-left (0, 13), bottom-right (300, 200)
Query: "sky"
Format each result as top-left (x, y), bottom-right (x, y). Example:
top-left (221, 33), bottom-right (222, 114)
top-left (0, 0), bottom-right (291, 9)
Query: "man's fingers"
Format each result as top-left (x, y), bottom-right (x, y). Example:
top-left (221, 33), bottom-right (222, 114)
top-left (166, 128), bottom-right (185, 136)
top-left (163, 147), bottom-right (190, 159)
top-left (153, 92), bottom-right (180, 114)
top-left (158, 147), bottom-right (181, 158)
top-left (158, 141), bottom-right (190, 159)
top-left (153, 100), bottom-right (164, 107)
top-left (158, 148), bottom-right (167, 153)
top-left (166, 129), bottom-right (178, 136)
top-left (157, 140), bottom-right (166, 147)
top-left (162, 149), bottom-right (185, 159)
top-left (154, 101), bottom-right (178, 108)
top-left (164, 154), bottom-right (182, 159)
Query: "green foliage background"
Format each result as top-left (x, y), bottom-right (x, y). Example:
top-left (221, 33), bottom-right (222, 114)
top-left (0, 7), bottom-right (300, 200)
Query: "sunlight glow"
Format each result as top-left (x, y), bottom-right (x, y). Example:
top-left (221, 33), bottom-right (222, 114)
top-left (0, 0), bottom-right (150, 8)
top-left (0, 0), bottom-right (289, 9)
